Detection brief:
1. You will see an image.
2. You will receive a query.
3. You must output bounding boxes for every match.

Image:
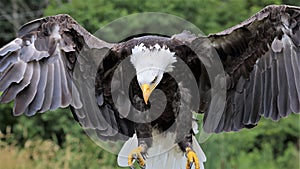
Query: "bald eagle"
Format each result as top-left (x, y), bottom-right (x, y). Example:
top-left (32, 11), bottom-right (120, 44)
top-left (0, 4), bottom-right (299, 169)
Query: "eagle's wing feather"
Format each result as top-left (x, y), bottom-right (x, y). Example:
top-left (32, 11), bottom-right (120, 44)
top-left (0, 14), bottom-right (112, 118)
top-left (204, 5), bottom-right (300, 133)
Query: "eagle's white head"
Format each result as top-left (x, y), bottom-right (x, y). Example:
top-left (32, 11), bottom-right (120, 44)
top-left (130, 43), bottom-right (176, 104)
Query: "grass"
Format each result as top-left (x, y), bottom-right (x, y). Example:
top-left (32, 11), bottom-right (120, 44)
top-left (0, 127), bottom-right (122, 169)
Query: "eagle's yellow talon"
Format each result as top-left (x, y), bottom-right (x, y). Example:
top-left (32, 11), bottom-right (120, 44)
top-left (128, 146), bottom-right (146, 168)
top-left (185, 147), bottom-right (200, 169)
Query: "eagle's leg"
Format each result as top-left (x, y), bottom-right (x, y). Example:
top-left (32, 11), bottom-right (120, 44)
top-left (178, 134), bottom-right (200, 169)
top-left (185, 146), bottom-right (200, 169)
top-left (175, 93), bottom-right (199, 169)
top-left (128, 123), bottom-right (152, 169)
top-left (128, 145), bottom-right (147, 169)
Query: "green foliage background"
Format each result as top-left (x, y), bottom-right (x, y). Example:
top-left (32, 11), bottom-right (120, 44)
top-left (0, 0), bottom-right (299, 169)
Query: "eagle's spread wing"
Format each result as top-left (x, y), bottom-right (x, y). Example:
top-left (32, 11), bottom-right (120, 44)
top-left (0, 14), bottom-right (137, 141)
top-left (202, 5), bottom-right (300, 133)
top-left (0, 14), bottom-right (111, 115)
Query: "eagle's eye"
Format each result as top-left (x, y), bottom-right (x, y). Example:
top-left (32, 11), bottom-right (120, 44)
top-left (151, 76), bottom-right (158, 84)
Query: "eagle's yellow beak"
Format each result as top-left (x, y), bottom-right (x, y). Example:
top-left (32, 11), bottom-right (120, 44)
top-left (141, 84), bottom-right (153, 105)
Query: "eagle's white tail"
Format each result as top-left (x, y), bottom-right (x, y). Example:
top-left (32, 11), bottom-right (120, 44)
top-left (117, 133), bottom-right (206, 169)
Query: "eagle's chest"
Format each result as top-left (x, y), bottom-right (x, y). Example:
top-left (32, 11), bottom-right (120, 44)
top-left (129, 74), bottom-right (180, 130)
